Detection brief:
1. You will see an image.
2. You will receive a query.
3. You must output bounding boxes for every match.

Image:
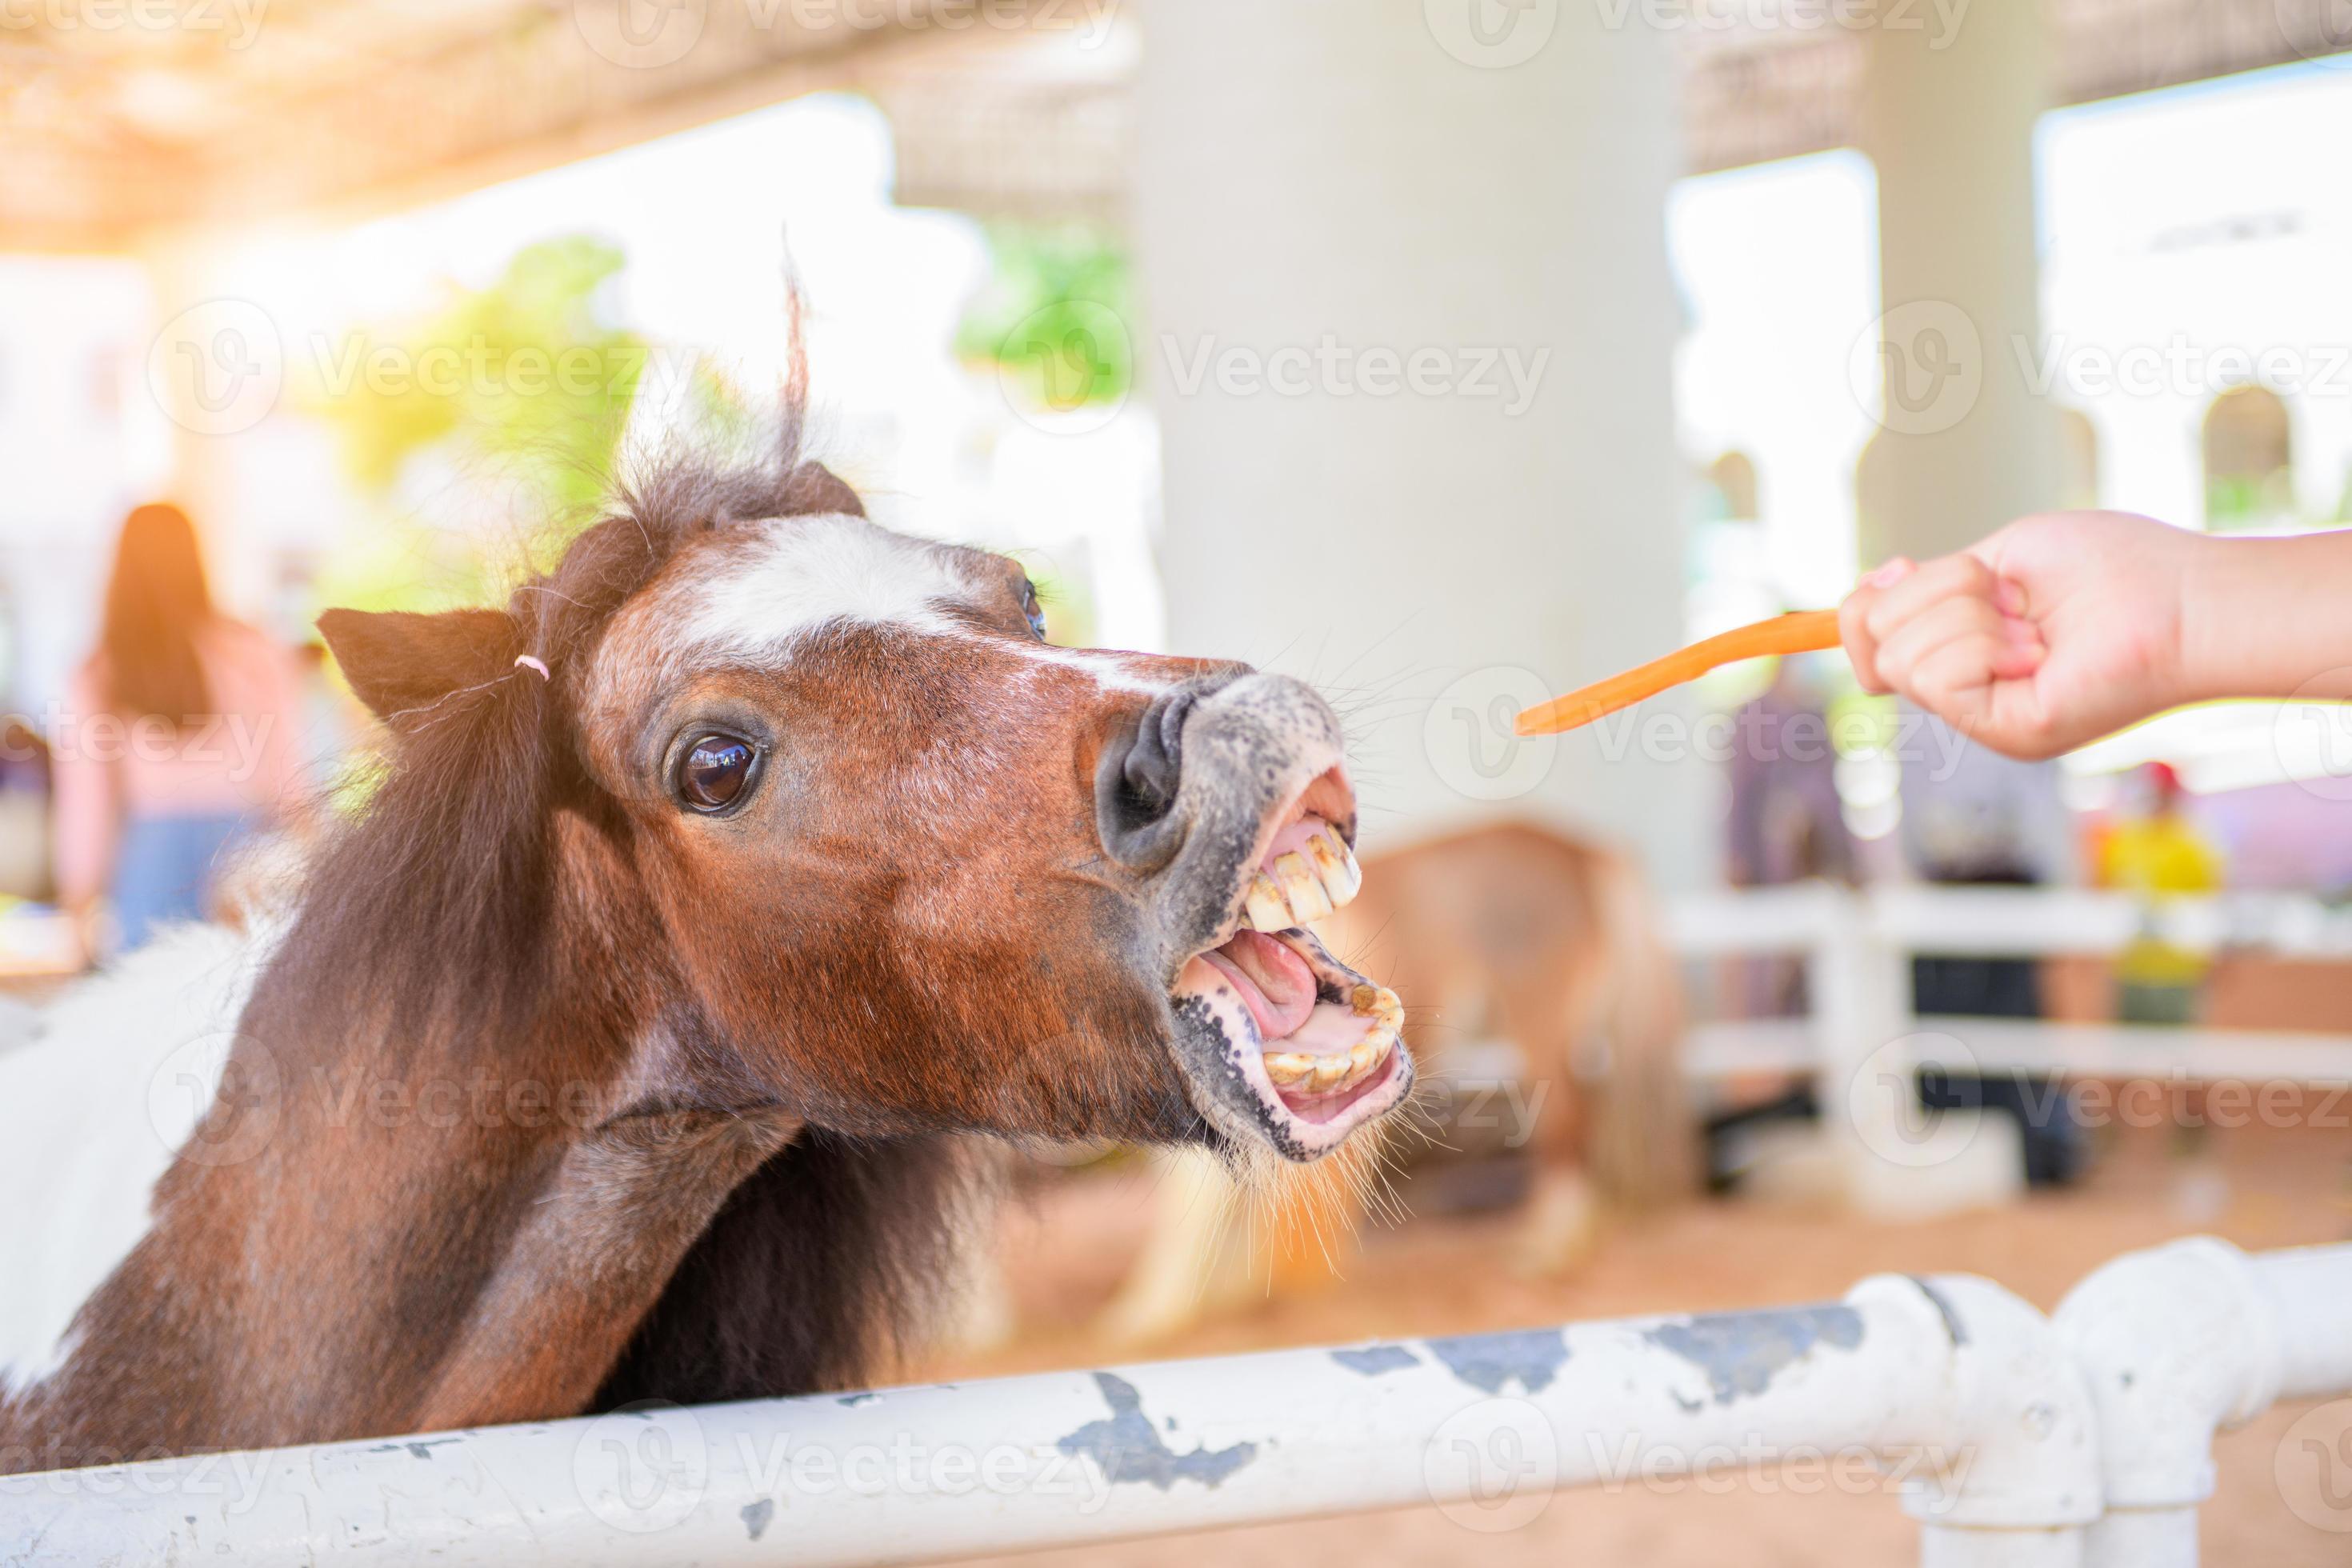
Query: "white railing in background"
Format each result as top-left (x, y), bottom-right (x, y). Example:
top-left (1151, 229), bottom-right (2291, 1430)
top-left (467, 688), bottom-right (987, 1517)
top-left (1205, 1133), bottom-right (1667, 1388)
top-left (1669, 885), bottom-right (2352, 1214)
top-left (4, 1237), bottom-right (2346, 1567)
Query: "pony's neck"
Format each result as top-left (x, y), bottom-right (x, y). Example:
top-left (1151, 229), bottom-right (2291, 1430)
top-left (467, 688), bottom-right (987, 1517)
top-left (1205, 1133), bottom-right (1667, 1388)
top-left (387, 1102), bottom-right (802, 1432)
top-left (13, 827), bottom-right (798, 1468)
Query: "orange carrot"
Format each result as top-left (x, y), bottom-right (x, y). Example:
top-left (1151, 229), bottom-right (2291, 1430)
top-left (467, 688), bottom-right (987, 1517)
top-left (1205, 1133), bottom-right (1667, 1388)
top-left (1513, 609), bottom-right (1842, 736)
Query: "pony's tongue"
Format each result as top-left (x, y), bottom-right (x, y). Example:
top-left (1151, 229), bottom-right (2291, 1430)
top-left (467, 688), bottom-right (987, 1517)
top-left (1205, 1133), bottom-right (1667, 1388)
top-left (1198, 930), bottom-right (1318, 1041)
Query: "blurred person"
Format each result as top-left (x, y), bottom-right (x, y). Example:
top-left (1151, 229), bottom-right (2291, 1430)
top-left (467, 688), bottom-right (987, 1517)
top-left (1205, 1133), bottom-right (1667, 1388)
top-left (1838, 510), bottom-right (2352, 760)
top-left (1726, 654), bottom-right (1855, 891)
top-left (1703, 658), bottom-right (1858, 1190)
top-left (53, 504), bottom-right (304, 958)
top-left (1724, 654), bottom-right (1854, 1018)
top-left (2098, 761), bottom-right (2226, 1167)
top-left (1896, 708), bottom-right (2087, 1187)
top-left (2098, 760), bottom-right (2226, 1027)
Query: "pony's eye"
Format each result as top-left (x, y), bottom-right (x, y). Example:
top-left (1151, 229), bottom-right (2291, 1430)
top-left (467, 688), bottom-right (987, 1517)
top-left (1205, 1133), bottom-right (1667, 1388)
top-left (677, 734), bottom-right (756, 814)
top-left (1020, 578), bottom-right (1048, 642)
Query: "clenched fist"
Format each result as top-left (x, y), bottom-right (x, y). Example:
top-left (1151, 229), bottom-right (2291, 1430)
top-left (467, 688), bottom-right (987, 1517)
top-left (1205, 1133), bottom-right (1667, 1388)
top-left (1838, 511), bottom-right (2352, 761)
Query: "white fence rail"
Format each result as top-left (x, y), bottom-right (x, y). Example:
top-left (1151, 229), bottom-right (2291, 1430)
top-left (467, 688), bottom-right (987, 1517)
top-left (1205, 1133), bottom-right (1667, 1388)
top-left (1670, 885), bottom-right (2352, 1213)
top-left (5, 1236), bottom-right (2347, 1567)
top-left (10, 886), bottom-right (2348, 1565)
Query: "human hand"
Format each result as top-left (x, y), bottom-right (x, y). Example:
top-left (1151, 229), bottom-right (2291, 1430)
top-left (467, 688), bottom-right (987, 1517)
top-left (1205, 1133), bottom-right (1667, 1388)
top-left (1838, 511), bottom-right (2208, 760)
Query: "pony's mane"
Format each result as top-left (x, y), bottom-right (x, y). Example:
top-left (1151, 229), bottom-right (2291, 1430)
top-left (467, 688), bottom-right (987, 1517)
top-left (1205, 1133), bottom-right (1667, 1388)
top-left (595, 1131), bottom-right (986, 1406)
top-left (257, 402), bottom-right (851, 1047)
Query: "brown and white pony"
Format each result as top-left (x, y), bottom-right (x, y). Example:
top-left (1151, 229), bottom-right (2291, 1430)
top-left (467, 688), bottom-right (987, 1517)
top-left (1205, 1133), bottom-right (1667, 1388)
top-left (0, 411), bottom-right (1410, 1474)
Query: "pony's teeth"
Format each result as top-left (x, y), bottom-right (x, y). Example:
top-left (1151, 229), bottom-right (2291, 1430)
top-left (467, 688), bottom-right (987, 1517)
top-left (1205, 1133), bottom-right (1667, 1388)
top-left (1262, 1011), bottom-right (1398, 1100)
top-left (1264, 1052), bottom-right (1314, 1086)
top-left (1242, 874), bottom-right (1291, 932)
top-left (1306, 830), bottom-right (1362, 907)
top-left (1349, 1026), bottom-right (1398, 1087)
top-left (1241, 822), bottom-right (1356, 932)
top-left (1274, 852), bottom-right (1333, 923)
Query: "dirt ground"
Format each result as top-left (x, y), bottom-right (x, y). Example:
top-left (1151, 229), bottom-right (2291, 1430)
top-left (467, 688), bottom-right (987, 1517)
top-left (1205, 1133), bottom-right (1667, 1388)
top-left (926, 1117), bottom-right (2352, 1566)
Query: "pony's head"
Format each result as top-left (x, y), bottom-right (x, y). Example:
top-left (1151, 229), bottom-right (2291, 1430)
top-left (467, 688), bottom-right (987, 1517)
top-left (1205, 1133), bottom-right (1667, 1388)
top-left (314, 434), bottom-right (1410, 1166)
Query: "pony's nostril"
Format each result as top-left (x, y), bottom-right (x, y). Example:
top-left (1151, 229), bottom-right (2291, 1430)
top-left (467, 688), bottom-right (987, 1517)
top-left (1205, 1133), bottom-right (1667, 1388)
top-left (1121, 690), bottom-right (1193, 818)
top-left (1096, 684), bottom-right (1216, 873)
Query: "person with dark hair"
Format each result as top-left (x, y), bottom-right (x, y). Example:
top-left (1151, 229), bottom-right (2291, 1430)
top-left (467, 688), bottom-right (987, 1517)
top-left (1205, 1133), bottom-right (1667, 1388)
top-left (53, 503), bottom-right (305, 956)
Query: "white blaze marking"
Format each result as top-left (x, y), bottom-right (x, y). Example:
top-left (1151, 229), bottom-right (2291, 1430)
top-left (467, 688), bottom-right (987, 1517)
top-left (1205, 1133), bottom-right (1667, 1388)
top-left (0, 923), bottom-right (267, 1398)
top-left (678, 513), bottom-right (974, 665)
top-left (991, 641), bottom-right (1185, 696)
top-left (656, 513), bottom-right (1187, 696)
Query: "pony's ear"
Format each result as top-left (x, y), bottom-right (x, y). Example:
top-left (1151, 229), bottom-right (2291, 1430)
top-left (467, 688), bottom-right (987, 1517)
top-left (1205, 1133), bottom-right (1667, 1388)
top-left (318, 607), bottom-right (522, 724)
top-left (789, 461), bottom-right (864, 518)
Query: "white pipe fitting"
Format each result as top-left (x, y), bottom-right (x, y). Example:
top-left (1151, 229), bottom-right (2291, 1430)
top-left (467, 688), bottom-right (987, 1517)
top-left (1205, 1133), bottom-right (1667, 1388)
top-left (1888, 1274), bottom-right (2102, 1567)
top-left (2056, 1238), bottom-right (2279, 1512)
top-left (2054, 1236), bottom-right (2352, 1567)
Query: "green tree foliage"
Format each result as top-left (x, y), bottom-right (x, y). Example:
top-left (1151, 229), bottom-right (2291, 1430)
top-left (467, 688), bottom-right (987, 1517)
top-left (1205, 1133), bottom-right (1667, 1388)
top-left (954, 222), bottom-right (1131, 412)
top-left (301, 236), bottom-right (647, 616)
top-left (306, 235), bottom-right (647, 524)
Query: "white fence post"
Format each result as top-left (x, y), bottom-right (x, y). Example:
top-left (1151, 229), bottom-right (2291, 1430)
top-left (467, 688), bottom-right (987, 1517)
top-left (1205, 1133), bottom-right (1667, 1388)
top-left (1807, 882), bottom-right (1887, 1182)
top-left (1812, 886), bottom-right (2024, 1218)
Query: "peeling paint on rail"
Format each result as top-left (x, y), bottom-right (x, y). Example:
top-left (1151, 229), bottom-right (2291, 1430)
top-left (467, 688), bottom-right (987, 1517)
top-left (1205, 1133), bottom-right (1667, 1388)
top-left (1643, 1305), bottom-right (1867, 1406)
top-left (1425, 1328), bottom-right (1571, 1394)
top-left (1056, 1373), bottom-right (1258, 1490)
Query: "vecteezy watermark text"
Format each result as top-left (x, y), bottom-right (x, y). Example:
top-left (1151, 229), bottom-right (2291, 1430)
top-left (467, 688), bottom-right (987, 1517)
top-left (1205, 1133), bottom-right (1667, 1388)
top-left (574, 0), bottom-right (1118, 70)
top-left (1159, 335), bottom-right (1551, 417)
top-left (5, 707), bottom-right (277, 781)
top-left (1594, 0), bottom-right (1968, 48)
top-left (1586, 1432), bottom-right (1976, 1502)
top-left (2016, 334), bottom-right (2352, 401)
top-left (0, 0), bottom-right (267, 48)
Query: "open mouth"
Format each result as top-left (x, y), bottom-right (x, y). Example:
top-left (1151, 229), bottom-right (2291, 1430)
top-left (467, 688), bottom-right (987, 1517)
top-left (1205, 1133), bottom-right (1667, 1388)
top-left (1168, 779), bottom-right (1413, 1161)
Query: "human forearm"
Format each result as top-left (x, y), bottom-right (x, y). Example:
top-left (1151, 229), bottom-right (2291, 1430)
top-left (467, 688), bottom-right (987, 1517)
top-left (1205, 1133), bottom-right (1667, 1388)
top-left (2178, 530), bottom-right (2352, 703)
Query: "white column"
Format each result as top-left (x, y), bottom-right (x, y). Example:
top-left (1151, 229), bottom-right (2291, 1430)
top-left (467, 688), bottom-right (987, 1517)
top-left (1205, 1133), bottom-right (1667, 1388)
top-left (1135, 1), bottom-right (1702, 886)
top-left (1858, 0), bottom-right (2061, 562)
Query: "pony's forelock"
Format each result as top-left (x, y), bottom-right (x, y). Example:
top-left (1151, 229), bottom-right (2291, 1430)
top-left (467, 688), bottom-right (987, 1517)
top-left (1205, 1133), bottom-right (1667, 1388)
top-left (268, 396), bottom-right (842, 1048)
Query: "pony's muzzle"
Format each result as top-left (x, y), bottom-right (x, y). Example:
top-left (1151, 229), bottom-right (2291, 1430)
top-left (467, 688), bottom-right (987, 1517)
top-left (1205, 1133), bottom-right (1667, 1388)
top-left (1128, 671), bottom-right (1407, 1160)
top-left (1103, 670), bottom-right (1359, 949)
